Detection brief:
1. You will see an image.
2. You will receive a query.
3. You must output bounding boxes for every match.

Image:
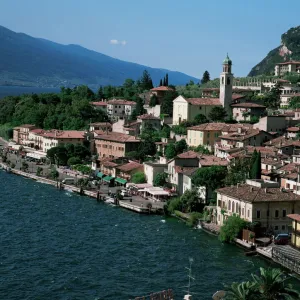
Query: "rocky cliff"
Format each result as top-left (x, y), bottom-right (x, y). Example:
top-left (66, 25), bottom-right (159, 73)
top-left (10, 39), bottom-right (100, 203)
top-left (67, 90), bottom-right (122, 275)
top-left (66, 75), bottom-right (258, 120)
top-left (248, 26), bottom-right (300, 76)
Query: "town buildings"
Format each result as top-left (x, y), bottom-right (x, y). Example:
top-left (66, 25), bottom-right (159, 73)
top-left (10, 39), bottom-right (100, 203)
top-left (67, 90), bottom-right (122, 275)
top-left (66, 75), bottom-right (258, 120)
top-left (95, 132), bottom-right (140, 159)
top-left (288, 214), bottom-right (300, 249)
top-left (107, 99), bottom-right (136, 120)
top-left (275, 61), bottom-right (300, 76)
top-left (231, 102), bottom-right (266, 122)
top-left (13, 124), bottom-right (36, 145)
top-left (216, 179), bottom-right (300, 234)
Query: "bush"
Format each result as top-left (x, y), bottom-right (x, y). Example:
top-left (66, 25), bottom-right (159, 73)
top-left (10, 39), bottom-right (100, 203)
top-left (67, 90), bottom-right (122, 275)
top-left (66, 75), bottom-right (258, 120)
top-left (67, 156), bottom-right (81, 166)
top-left (72, 164), bottom-right (92, 175)
top-left (11, 163), bottom-right (16, 169)
top-left (219, 215), bottom-right (249, 243)
top-left (187, 212), bottom-right (203, 227)
top-left (36, 167), bottom-right (43, 176)
top-left (167, 197), bottom-right (183, 213)
top-left (131, 171), bottom-right (146, 184)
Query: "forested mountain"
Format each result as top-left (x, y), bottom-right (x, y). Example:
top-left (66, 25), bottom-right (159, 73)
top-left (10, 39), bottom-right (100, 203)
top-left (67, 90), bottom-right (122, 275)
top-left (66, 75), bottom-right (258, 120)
top-left (0, 25), bottom-right (198, 88)
top-left (249, 26), bottom-right (300, 76)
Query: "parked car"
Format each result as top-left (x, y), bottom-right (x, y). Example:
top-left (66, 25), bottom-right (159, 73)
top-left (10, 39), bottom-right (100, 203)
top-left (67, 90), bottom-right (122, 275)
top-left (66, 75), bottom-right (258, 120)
top-left (274, 233), bottom-right (290, 245)
top-left (120, 189), bottom-right (129, 197)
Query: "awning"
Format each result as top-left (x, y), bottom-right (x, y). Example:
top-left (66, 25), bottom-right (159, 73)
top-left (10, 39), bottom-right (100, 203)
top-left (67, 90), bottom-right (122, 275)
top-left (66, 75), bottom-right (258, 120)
top-left (97, 172), bottom-right (105, 178)
top-left (115, 177), bottom-right (127, 185)
top-left (103, 175), bottom-right (113, 182)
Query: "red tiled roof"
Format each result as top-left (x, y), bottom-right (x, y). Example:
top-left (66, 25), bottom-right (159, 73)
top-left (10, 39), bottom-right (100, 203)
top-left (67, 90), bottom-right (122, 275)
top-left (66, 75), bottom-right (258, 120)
top-left (177, 151), bottom-right (199, 159)
top-left (231, 103), bottom-right (266, 108)
top-left (188, 123), bottom-right (227, 131)
top-left (138, 114), bottom-right (160, 120)
top-left (186, 98), bottom-right (222, 106)
top-left (95, 132), bottom-right (140, 143)
top-left (91, 101), bottom-right (107, 106)
top-left (174, 166), bottom-right (198, 174)
top-left (117, 161), bottom-right (143, 172)
top-left (232, 94), bottom-right (245, 101)
top-left (151, 86), bottom-right (175, 92)
top-left (287, 127), bottom-right (300, 132)
top-left (276, 61), bottom-right (300, 65)
top-left (219, 129), bottom-right (265, 141)
top-left (30, 128), bottom-right (44, 134)
top-left (199, 155), bottom-right (228, 166)
top-left (41, 130), bottom-right (85, 139)
top-left (287, 214), bottom-right (300, 222)
top-left (19, 124), bottom-right (36, 129)
top-left (217, 184), bottom-right (300, 202)
top-left (107, 99), bottom-right (136, 105)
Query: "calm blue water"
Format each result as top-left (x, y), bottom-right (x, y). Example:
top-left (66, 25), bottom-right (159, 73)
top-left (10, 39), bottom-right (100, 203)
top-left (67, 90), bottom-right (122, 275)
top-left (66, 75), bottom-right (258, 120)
top-left (0, 172), bottom-right (294, 300)
top-left (0, 86), bottom-right (60, 99)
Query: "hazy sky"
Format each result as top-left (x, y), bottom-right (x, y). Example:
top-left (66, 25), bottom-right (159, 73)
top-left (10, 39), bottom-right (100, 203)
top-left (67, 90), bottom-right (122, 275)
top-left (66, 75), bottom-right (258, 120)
top-left (1, 0), bottom-right (300, 79)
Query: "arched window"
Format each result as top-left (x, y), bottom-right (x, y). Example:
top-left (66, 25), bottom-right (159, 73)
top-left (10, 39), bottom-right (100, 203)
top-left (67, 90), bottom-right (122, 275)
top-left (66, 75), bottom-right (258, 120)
top-left (228, 200), bottom-right (231, 211)
top-left (236, 203), bottom-right (239, 214)
top-left (222, 77), bottom-right (224, 84)
top-left (227, 77), bottom-right (231, 85)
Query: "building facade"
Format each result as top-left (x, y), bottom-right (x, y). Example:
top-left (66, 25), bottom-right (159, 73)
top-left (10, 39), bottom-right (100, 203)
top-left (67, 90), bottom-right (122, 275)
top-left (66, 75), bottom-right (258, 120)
top-left (107, 99), bottom-right (136, 120)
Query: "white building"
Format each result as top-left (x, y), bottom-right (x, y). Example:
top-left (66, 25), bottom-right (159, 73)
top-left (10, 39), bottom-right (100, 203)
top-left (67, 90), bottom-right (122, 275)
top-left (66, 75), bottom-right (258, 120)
top-left (107, 99), bottom-right (136, 120)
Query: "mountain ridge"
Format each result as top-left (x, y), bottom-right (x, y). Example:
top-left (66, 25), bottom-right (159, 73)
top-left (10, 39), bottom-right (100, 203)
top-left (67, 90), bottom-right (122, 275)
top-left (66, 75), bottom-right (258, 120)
top-left (248, 26), bottom-right (300, 76)
top-left (0, 25), bottom-right (198, 88)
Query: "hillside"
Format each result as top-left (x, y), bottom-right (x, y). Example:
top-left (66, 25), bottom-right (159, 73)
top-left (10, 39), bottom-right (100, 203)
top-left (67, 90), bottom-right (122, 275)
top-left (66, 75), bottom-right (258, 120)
top-left (248, 26), bottom-right (300, 76)
top-left (0, 25), bottom-right (198, 88)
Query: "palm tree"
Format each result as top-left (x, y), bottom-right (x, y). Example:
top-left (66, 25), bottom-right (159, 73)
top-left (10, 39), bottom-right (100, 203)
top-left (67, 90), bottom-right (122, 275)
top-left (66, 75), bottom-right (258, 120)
top-left (251, 267), bottom-right (300, 300)
top-left (224, 281), bottom-right (258, 300)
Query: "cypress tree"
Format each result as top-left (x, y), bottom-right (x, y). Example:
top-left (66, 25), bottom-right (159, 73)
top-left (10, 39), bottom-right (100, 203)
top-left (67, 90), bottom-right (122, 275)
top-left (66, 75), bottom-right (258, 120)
top-left (165, 73), bottom-right (169, 86)
top-left (250, 150), bottom-right (261, 179)
top-left (159, 79), bottom-right (163, 86)
top-left (163, 77), bottom-right (166, 86)
top-left (201, 71), bottom-right (210, 84)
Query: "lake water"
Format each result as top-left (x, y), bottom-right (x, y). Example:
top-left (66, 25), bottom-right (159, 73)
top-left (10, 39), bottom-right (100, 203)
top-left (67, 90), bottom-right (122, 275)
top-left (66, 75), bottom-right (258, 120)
top-left (0, 86), bottom-right (60, 99)
top-left (0, 171), bottom-right (295, 299)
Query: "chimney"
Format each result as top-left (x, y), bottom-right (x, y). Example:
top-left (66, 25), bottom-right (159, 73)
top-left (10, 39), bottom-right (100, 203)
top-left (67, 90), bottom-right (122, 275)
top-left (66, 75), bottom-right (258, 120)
top-left (281, 160), bottom-right (285, 166)
top-left (237, 183), bottom-right (239, 188)
top-left (264, 188), bottom-right (267, 193)
top-left (250, 186), bottom-right (254, 192)
top-left (238, 127), bottom-right (242, 134)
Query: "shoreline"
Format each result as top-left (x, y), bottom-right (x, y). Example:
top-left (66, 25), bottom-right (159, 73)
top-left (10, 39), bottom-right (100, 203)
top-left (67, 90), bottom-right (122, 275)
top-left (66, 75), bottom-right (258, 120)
top-left (0, 162), bottom-right (161, 215)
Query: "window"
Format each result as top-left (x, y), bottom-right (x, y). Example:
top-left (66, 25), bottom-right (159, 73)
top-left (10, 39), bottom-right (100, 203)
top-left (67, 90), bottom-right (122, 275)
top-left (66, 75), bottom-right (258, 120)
top-left (275, 210), bottom-right (279, 218)
top-left (275, 225), bottom-right (278, 230)
top-left (227, 77), bottom-right (230, 85)
top-left (207, 133), bottom-right (210, 138)
top-left (256, 210), bottom-right (261, 219)
top-left (228, 200), bottom-right (231, 211)
top-left (115, 111), bottom-right (117, 113)
top-left (283, 209), bottom-right (286, 217)
top-left (282, 225), bottom-right (286, 230)
top-left (222, 77), bottom-right (224, 84)
top-left (119, 106), bottom-right (121, 108)
top-left (247, 210), bottom-right (250, 218)
top-left (267, 210), bottom-right (269, 217)
top-left (218, 200), bottom-right (221, 207)
top-left (199, 106), bottom-right (202, 110)
top-left (236, 203), bottom-right (239, 213)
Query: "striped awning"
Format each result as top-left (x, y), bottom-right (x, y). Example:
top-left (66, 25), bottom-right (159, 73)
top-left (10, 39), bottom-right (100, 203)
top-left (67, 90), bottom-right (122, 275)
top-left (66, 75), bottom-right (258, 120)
top-left (97, 172), bottom-right (105, 178)
top-left (103, 175), bottom-right (113, 182)
top-left (115, 177), bottom-right (127, 185)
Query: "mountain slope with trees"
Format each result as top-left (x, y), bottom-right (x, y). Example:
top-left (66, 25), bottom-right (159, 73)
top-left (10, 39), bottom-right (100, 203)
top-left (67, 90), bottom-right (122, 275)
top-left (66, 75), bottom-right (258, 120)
top-left (0, 25), bottom-right (198, 88)
top-left (248, 26), bottom-right (300, 76)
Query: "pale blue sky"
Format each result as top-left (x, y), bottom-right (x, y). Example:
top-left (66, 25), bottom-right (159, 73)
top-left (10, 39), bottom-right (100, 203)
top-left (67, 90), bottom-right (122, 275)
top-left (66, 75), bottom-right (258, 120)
top-left (1, 0), bottom-right (300, 79)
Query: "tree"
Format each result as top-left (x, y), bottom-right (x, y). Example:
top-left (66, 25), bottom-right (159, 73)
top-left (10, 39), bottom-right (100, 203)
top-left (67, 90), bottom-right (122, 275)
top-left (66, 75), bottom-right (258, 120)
top-left (49, 167), bottom-right (59, 180)
top-left (175, 139), bottom-right (188, 154)
top-left (135, 97), bottom-right (145, 116)
top-left (67, 156), bottom-right (81, 166)
top-left (249, 150), bottom-right (261, 179)
top-left (159, 79), bottom-right (163, 86)
top-left (149, 94), bottom-right (158, 107)
top-left (140, 70), bottom-right (153, 90)
top-left (153, 172), bottom-right (167, 187)
top-left (21, 161), bottom-right (29, 172)
top-left (123, 78), bottom-right (135, 89)
top-left (193, 114), bottom-right (208, 125)
top-left (251, 267), bottom-right (300, 300)
top-left (165, 143), bottom-right (177, 160)
top-left (139, 140), bottom-right (157, 156)
top-left (165, 73), bottom-right (169, 86)
top-left (161, 91), bottom-right (179, 117)
top-left (224, 268), bottom-right (300, 300)
top-left (180, 189), bottom-right (201, 212)
top-left (163, 77), bottom-right (166, 86)
top-left (97, 86), bottom-right (104, 100)
top-left (130, 109), bottom-right (137, 121)
top-left (131, 172), bottom-right (146, 184)
top-left (36, 167), bottom-right (43, 176)
top-left (288, 96), bottom-right (300, 109)
top-left (192, 166), bottom-right (227, 202)
top-left (225, 158), bottom-right (250, 186)
top-left (219, 215), bottom-right (248, 243)
top-left (201, 71), bottom-right (210, 84)
top-left (264, 82), bottom-right (282, 110)
top-left (192, 145), bottom-right (211, 154)
top-left (208, 107), bottom-right (228, 122)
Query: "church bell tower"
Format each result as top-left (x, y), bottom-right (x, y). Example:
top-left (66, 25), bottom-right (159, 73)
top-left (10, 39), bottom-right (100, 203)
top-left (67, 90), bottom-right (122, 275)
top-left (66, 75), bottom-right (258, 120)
top-left (220, 54), bottom-right (233, 117)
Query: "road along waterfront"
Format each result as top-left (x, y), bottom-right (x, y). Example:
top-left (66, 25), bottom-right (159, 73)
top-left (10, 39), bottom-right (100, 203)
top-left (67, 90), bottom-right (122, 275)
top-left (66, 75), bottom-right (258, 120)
top-left (0, 170), bottom-right (283, 300)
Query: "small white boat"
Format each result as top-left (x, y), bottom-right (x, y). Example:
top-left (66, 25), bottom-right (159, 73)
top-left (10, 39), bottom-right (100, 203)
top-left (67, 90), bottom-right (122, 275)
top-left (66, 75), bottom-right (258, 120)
top-left (105, 197), bottom-right (115, 204)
